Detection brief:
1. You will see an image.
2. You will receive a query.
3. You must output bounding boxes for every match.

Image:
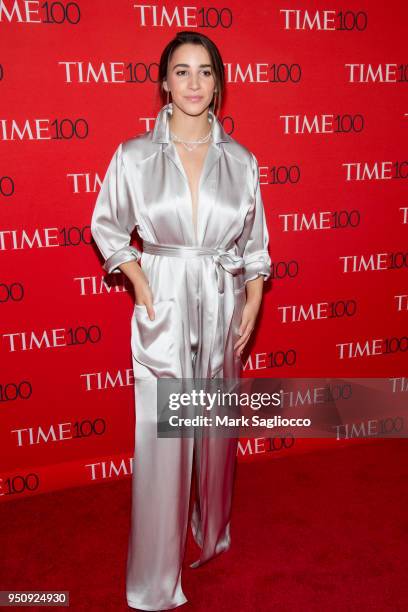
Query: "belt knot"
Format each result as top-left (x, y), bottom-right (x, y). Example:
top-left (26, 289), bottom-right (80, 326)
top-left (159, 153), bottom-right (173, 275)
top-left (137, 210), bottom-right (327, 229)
top-left (212, 249), bottom-right (244, 293)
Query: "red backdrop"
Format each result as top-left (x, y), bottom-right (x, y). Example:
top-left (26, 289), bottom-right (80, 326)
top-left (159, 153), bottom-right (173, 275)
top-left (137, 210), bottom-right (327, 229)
top-left (1, 0), bottom-right (407, 502)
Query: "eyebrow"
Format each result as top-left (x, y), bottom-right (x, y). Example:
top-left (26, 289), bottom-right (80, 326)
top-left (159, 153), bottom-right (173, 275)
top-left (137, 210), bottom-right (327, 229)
top-left (172, 63), bottom-right (212, 69)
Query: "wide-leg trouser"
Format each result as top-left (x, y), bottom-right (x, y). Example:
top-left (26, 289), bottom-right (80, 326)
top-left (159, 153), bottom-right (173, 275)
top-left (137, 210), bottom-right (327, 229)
top-left (126, 258), bottom-right (239, 610)
top-left (126, 378), bottom-right (239, 611)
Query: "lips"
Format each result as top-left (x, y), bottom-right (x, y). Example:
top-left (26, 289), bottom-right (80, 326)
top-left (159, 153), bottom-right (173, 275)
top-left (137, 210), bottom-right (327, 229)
top-left (185, 96), bottom-right (203, 102)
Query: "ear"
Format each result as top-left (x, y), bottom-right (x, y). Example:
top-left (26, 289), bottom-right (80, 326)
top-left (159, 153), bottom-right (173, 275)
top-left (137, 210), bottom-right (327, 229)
top-left (162, 80), bottom-right (169, 93)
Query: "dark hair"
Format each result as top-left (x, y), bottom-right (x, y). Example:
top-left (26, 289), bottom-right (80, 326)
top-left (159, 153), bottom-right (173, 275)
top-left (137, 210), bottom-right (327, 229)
top-left (157, 31), bottom-right (225, 114)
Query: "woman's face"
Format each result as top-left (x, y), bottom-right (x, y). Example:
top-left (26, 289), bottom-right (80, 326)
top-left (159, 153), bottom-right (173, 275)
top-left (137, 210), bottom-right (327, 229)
top-left (164, 43), bottom-right (216, 117)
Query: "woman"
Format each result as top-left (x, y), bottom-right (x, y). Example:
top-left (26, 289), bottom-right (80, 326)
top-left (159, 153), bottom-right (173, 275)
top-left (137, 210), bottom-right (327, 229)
top-left (91, 31), bottom-right (271, 610)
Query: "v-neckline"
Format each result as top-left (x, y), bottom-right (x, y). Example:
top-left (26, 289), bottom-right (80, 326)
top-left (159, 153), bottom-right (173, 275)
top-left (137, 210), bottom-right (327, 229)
top-left (172, 141), bottom-right (212, 245)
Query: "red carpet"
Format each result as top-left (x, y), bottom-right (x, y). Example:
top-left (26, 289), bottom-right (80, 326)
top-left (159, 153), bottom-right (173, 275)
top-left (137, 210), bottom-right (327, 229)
top-left (1, 440), bottom-right (408, 611)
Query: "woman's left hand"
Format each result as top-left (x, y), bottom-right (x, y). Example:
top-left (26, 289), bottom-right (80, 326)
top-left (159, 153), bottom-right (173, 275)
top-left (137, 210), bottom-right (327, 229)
top-left (234, 299), bottom-right (261, 357)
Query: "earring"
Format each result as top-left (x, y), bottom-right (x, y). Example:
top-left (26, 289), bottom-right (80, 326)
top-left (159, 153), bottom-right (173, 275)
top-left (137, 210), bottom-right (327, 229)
top-left (166, 90), bottom-right (170, 105)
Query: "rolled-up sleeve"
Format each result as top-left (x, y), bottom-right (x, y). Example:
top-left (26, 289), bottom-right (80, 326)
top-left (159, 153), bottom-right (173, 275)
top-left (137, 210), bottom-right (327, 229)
top-left (90, 142), bottom-right (142, 274)
top-left (237, 152), bottom-right (272, 285)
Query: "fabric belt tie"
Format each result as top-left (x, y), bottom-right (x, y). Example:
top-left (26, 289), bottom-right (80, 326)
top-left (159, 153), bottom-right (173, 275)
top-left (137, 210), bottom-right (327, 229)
top-left (142, 240), bottom-right (244, 294)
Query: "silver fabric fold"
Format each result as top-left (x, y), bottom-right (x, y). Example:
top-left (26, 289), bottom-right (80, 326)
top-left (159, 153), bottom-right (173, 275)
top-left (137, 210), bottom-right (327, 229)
top-left (90, 102), bottom-right (272, 610)
top-left (103, 245), bottom-right (142, 274)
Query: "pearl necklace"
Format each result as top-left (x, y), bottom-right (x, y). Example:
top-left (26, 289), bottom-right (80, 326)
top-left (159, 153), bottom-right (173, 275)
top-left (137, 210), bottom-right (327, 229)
top-left (170, 127), bottom-right (213, 152)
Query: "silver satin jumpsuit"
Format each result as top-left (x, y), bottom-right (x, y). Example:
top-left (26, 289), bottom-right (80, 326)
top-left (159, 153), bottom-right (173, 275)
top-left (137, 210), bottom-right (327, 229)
top-left (90, 102), bottom-right (271, 610)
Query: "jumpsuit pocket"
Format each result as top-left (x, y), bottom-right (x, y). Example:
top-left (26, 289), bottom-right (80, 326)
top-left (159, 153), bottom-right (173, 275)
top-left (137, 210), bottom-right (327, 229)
top-left (131, 299), bottom-right (183, 378)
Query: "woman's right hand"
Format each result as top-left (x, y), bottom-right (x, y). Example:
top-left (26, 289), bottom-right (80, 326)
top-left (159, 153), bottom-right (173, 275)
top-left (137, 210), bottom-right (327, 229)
top-left (133, 280), bottom-right (156, 320)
